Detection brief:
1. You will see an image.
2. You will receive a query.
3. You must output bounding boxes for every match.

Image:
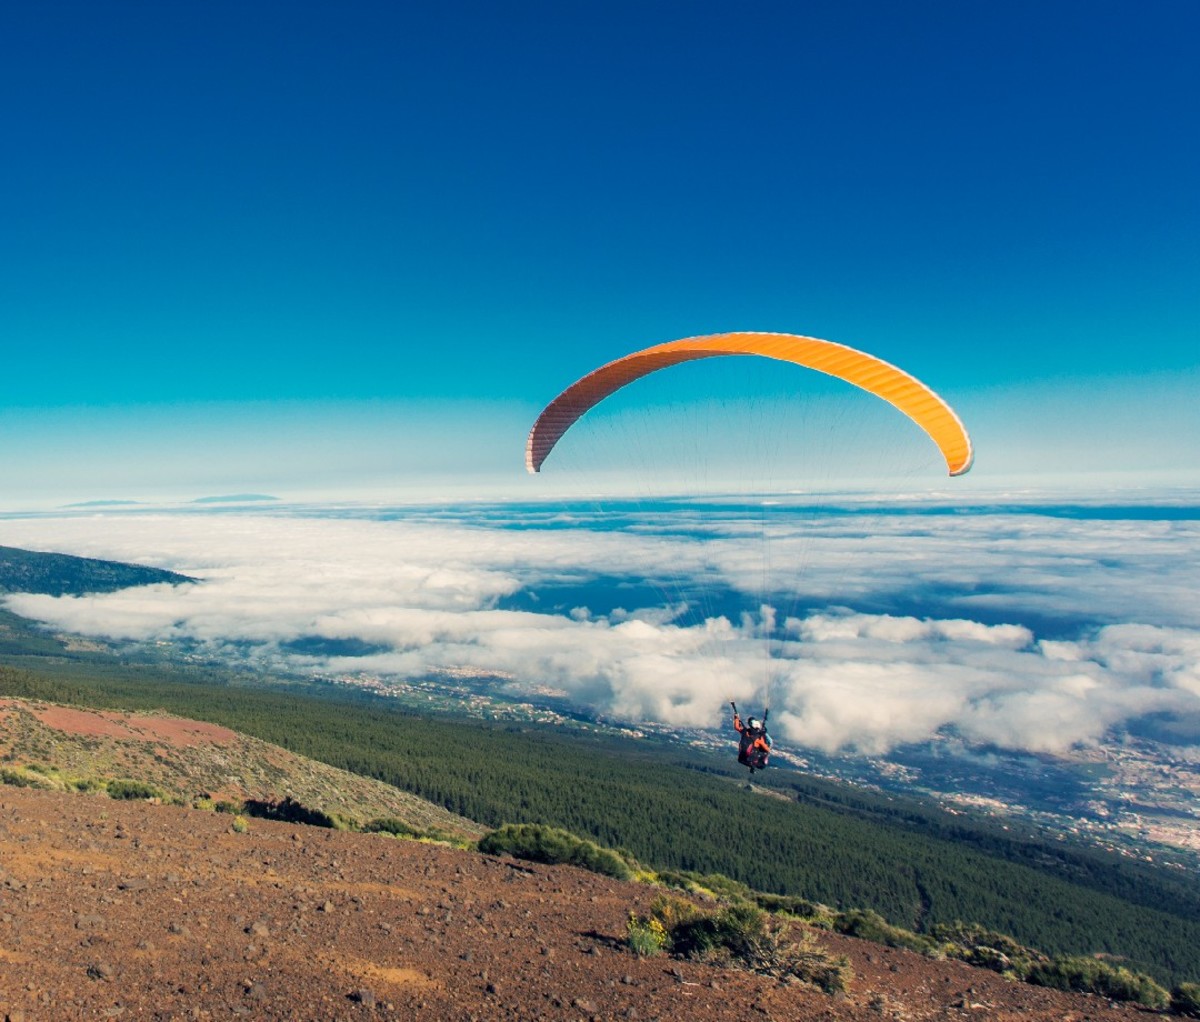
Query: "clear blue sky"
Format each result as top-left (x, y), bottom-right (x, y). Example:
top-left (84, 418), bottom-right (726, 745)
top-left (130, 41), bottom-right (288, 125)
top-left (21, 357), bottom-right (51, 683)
top-left (2, 1), bottom-right (1197, 503)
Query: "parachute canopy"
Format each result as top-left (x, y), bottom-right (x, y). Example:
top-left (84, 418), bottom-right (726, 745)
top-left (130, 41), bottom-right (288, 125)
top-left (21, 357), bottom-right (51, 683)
top-left (526, 331), bottom-right (973, 477)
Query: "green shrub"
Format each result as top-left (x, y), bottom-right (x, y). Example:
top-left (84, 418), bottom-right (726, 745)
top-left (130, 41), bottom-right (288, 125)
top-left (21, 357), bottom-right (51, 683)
top-left (242, 796), bottom-right (337, 828)
top-left (626, 913), bottom-right (668, 957)
top-left (214, 800), bottom-right (243, 814)
top-left (365, 817), bottom-right (422, 838)
top-left (640, 895), bottom-right (850, 992)
top-left (363, 817), bottom-right (458, 843)
top-left (833, 909), bottom-right (936, 954)
top-left (0, 766), bottom-right (54, 789)
top-left (1171, 982), bottom-right (1200, 1017)
top-left (106, 778), bottom-right (165, 801)
top-left (668, 901), bottom-right (768, 960)
top-left (755, 892), bottom-right (834, 921)
top-left (231, 815), bottom-right (250, 834)
top-left (69, 776), bottom-right (107, 793)
top-left (1027, 956), bottom-right (1169, 1009)
top-left (477, 823), bottom-right (635, 881)
top-left (929, 921), bottom-right (1045, 979)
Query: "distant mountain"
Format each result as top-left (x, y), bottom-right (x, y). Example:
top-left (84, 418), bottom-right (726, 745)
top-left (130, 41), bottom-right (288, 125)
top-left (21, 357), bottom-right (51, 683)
top-left (61, 499), bottom-right (145, 508)
top-left (191, 493), bottom-right (279, 504)
top-left (0, 545), bottom-right (196, 596)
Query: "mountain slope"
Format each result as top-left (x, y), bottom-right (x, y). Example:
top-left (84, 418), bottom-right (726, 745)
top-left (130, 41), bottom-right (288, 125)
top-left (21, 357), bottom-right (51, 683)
top-left (0, 696), bottom-right (483, 840)
top-left (0, 544), bottom-right (195, 595)
top-left (0, 783), bottom-right (1169, 1022)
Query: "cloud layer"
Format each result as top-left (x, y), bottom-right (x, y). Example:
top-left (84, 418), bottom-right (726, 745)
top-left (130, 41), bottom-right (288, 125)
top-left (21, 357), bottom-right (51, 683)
top-left (2, 502), bottom-right (1198, 755)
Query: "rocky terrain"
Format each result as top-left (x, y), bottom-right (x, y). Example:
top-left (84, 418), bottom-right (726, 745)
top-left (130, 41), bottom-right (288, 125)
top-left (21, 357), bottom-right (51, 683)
top-left (0, 791), bottom-right (1169, 1020)
top-left (0, 698), bottom-right (1180, 1020)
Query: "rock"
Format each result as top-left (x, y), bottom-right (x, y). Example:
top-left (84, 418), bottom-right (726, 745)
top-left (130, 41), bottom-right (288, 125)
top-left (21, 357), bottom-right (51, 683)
top-left (247, 921), bottom-right (270, 937)
top-left (349, 989), bottom-right (376, 1007)
top-left (86, 961), bottom-right (114, 981)
top-left (572, 998), bottom-right (597, 1013)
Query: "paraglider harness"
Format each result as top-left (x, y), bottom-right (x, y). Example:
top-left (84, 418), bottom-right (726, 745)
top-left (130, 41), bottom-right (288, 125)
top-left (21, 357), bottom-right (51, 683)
top-left (731, 702), bottom-right (772, 773)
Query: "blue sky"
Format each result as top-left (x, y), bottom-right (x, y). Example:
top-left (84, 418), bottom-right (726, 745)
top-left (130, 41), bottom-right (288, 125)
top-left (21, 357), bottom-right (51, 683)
top-left (2, 1), bottom-right (1197, 504)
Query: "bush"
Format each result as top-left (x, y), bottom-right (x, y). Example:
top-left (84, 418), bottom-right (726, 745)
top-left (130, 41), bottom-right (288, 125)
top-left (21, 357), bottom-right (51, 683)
top-left (214, 800), bottom-right (243, 814)
top-left (243, 796), bottom-right (338, 829)
top-left (106, 778), bottom-right (165, 801)
top-left (231, 815), bottom-right (250, 834)
top-left (755, 892), bottom-right (835, 922)
top-left (363, 817), bottom-right (458, 843)
top-left (69, 776), bottom-right (106, 793)
top-left (626, 913), bottom-right (668, 957)
top-left (0, 766), bottom-right (54, 789)
top-left (639, 895), bottom-right (851, 993)
top-left (833, 909), bottom-right (936, 954)
top-left (1027, 956), bottom-right (1169, 1009)
top-left (1171, 982), bottom-right (1200, 1017)
top-left (929, 921), bottom-right (1045, 979)
top-left (477, 823), bottom-right (634, 880)
top-left (365, 816), bottom-right (421, 838)
top-left (668, 901), bottom-right (769, 961)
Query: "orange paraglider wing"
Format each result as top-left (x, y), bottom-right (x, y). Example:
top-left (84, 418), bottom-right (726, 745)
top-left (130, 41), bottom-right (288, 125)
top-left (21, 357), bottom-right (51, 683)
top-left (525, 331), bottom-right (973, 476)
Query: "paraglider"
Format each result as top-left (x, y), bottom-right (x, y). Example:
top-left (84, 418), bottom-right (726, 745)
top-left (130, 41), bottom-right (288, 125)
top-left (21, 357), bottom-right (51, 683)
top-left (731, 702), bottom-right (772, 774)
top-left (526, 331), bottom-right (973, 478)
top-left (526, 330), bottom-right (974, 774)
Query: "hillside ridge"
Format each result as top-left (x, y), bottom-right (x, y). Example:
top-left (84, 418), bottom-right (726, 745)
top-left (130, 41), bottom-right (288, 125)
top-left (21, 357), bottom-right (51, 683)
top-left (0, 696), bottom-right (483, 840)
top-left (0, 544), bottom-right (195, 595)
top-left (0, 783), bottom-right (1174, 1022)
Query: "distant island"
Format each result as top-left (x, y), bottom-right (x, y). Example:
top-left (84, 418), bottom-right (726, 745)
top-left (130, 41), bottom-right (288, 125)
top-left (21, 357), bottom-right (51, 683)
top-left (61, 500), bottom-right (144, 508)
top-left (190, 494), bottom-right (279, 504)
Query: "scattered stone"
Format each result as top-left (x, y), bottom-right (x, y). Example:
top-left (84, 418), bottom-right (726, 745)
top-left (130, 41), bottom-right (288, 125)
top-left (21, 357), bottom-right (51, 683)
top-left (319, 901), bottom-right (334, 913)
top-left (348, 989), bottom-right (376, 1007)
top-left (86, 961), bottom-right (114, 981)
top-left (572, 997), bottom-right (597, 1013)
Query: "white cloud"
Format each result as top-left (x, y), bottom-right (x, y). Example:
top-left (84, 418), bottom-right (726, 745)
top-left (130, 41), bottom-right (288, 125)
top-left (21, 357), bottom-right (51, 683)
top-left (2, 503), bottom-right (1198, 756)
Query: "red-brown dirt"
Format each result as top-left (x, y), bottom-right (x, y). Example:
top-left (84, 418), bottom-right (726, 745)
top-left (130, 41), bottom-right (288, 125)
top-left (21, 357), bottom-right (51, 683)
top-left (0, 785), bottom-right (1160, 1022)
top-left (0, 701), bottom-right (238, 747)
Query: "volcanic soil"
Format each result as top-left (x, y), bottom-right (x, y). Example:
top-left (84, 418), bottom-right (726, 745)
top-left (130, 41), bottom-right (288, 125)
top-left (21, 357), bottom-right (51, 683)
top-left (0, 784), bottom-right (1162, 1022)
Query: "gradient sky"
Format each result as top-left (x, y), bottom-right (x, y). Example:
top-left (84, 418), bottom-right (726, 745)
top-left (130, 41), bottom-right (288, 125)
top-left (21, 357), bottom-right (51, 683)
top-left (2, 1), bottom-right (1197, 505)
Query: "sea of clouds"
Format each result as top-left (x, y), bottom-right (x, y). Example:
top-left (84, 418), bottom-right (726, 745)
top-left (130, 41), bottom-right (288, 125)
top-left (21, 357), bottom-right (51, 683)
top-left (2, 502), bottom-right (1197, 756)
